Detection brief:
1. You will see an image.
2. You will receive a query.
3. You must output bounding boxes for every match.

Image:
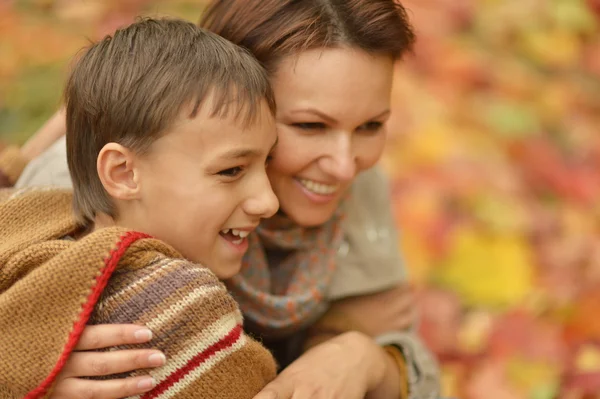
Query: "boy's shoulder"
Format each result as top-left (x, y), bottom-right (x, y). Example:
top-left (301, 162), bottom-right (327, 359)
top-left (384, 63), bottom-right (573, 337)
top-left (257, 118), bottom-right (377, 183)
top-left (97, 237), bottom-right (235, 321)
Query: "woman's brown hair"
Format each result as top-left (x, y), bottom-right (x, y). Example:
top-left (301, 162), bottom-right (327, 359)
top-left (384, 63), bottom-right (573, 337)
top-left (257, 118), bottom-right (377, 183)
top-left (200, 0), bottom-right (415, 73)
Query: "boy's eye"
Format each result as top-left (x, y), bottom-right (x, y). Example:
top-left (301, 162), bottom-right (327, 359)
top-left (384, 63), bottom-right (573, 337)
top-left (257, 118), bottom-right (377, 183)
top-left (265, 155), bottom-right (273, 167)
top-left (217, 166), bottom-right (244, 177)
top-left (292, 122), bottom-right (327, 130)
top-left (357, 121), bottom-right (383, 133)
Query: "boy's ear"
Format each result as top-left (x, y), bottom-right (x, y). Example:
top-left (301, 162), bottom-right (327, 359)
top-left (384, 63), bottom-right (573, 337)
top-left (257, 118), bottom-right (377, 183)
top-left (97, 143), bottom-right (141, 200)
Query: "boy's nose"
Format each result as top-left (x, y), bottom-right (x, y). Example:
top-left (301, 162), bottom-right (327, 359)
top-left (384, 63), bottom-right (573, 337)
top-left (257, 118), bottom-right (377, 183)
top-left (257, 185), bottom-right (279, 218)
top-left (245, 176), bottom-right (279, 219)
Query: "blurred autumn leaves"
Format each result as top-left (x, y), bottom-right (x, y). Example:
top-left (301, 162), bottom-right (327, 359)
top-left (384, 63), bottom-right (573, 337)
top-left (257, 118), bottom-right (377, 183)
top-left (0, 0), bottom-right (205, 140)
top-left (1, 1), bottom-right (600, 398)
top-left (385, 1), bottom-right (600, 398)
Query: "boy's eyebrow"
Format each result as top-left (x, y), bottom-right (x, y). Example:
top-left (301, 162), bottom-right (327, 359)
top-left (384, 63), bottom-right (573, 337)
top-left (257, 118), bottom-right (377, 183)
top-left (217, 137), bottom-right (279, 160)
top-left (217, 148), bottom-right (261, 159)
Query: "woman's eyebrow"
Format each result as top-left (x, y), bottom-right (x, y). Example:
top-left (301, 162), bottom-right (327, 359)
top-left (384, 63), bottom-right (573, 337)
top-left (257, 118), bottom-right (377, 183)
top-left (290, 108), bottom-right (337, 124)
top-left (290, 108), bottom-right (391, 123)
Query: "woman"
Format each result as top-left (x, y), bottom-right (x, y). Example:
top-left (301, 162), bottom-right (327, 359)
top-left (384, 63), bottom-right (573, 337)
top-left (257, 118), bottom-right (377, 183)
top-left (5, 0), bottom-right (440, 398)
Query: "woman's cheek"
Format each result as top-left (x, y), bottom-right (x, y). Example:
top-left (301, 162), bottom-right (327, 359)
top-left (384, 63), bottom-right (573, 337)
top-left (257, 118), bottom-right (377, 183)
top-left (356, 134), bottom-right (387, 171)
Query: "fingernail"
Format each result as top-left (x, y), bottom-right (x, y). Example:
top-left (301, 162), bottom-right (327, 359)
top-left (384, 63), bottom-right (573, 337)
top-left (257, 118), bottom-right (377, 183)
top-left (148, 353), bottom-right (166, 366)
top-left (137, 377), bottom-right (156, 390)
top-left (134, 328), bottom-right (153, 342)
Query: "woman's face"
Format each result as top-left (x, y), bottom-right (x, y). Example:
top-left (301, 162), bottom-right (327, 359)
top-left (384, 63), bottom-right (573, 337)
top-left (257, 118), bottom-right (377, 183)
top-left (269, 47), bottom-right (394, 227)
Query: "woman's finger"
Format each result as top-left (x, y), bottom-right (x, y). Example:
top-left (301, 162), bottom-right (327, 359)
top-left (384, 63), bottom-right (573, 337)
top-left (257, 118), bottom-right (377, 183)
top-left (76, 324), bottom-right (154, 350)
top-left (253, 376), bottom-right (294, 399)
top-left (61, 349), bottom-right (166, 378)
top-left (51, 375), bottom-right (156, 399)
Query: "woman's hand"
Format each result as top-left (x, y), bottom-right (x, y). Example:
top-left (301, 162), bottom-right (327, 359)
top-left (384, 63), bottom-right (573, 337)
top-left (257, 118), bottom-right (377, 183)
top-left (328, 283), bottom-right (415, 337)
top-left (20, 108), bottom-right (66, 161)
top-left (50, 324), bottom-right (166, 399)
top-left (253, 331), bottom-right (395, 399)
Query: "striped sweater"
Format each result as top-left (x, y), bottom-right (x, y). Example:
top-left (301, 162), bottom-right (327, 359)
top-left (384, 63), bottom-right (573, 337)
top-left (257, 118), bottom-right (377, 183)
top-left (0, 188), bottom-right (276, 398)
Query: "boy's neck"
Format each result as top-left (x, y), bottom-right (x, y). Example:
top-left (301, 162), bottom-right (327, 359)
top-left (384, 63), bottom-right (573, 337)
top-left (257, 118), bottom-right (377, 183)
top-left (91, 212), bottom-right (116, 232)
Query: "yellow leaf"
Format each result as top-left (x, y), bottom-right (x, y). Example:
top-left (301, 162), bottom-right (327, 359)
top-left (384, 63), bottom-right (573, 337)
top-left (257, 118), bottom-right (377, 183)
top-left (575, 345), bottom-right (600, 373)
top-left (436, 226), bottom-right (535, 308)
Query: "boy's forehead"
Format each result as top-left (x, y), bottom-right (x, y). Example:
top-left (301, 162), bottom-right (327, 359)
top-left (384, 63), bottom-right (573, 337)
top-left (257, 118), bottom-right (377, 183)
top-left (179, 88), bottom-right (276, 128)
top-left (160, 101), bottom-right (277, 157)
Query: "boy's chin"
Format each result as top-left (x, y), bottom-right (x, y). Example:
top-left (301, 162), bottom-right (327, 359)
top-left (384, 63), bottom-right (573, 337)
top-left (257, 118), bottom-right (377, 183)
top-left (184, 250), bottom-right (243, 280)
top-left (210, 260), bottom-right (243, 280)
top-left (212, 269), bottom-right (241, 281)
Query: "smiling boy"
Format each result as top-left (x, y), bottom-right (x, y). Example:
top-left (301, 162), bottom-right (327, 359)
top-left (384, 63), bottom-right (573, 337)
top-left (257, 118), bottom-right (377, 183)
top-left (0, 18), bottom-right (279, 398)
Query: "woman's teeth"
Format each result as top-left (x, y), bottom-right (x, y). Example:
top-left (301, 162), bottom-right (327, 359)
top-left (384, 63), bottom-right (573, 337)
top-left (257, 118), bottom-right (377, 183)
top-left (220, 229), bottom-right (249, 245)
top-left (297, 178), bottom-right (339, 195)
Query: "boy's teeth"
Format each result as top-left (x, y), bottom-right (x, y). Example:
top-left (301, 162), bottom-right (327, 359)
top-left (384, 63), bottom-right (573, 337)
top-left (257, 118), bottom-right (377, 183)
top-left (221, 228), bottom-right (250, 238)
top-left (298, 179), bottom-right (339, 195)
top-left (231, 238), bottom-right (243, 245)
top-left (231, 229), bottom-right (249, 238)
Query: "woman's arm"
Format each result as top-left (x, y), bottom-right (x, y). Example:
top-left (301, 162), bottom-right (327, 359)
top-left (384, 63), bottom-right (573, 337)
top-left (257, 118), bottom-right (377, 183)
top-left (20, 108), bottom-right (66, 161)
top-left (85, 256), bottom-right (277, 399)
top-left (0, 108), bottom-right (67, 189)
top-left (253, 331), bottom-right (395, 399)
top-left (45, 259), bottom-right (276, 399)
top-left (0, 145), bottom-right (29, 187)
top-left (319, 166), bottom-right (441, 398)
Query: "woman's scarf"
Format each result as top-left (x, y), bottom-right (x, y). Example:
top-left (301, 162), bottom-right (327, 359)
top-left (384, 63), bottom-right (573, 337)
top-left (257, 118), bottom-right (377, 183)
top-left (226, 207), bottom-right (345, 334)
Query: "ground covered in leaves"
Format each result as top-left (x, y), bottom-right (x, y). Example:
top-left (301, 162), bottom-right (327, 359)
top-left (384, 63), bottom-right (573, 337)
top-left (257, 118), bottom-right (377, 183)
top-left (1, 1), bottom-right (599, 398)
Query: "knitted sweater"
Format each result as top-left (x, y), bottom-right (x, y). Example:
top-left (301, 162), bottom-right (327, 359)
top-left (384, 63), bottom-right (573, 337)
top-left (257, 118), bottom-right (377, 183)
top-left (0, 188), bottom-right (276, 398)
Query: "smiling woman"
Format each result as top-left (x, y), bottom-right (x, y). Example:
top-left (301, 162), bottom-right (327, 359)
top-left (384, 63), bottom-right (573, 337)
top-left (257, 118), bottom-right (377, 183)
top-left (270, 47), bottom-right (394, 227)
top-left (0, 1), bottom-right (440, 399)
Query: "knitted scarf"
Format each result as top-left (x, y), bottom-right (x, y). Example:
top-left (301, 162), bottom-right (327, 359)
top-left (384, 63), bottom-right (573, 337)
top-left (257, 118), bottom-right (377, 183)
top-left (227, 206), bottom-right (345, 334)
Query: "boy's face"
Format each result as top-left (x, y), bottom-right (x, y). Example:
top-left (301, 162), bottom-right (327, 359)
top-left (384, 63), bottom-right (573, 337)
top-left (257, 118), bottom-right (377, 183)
top-left (129, 99), bottom-right (279, 279)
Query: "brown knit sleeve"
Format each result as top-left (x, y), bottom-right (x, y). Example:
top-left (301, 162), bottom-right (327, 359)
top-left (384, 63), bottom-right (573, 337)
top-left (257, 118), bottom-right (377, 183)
top-left (90, 253), bottom-right (277, 399)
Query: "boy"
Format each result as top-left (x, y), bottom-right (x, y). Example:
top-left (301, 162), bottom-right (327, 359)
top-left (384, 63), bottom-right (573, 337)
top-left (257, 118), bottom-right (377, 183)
top-left (0, 18), bottom-right (279, 398)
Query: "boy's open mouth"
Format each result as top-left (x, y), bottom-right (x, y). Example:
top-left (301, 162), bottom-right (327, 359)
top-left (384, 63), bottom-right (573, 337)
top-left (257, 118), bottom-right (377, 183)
top-left (219, 229), bottom-right (249, 245)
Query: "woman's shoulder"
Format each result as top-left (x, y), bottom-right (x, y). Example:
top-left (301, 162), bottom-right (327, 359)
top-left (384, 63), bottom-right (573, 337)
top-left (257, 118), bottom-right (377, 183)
top-left (340, 165), bottom-right (400, 251)
top-left (329, 166), bottom-right (407, 300)
top-left (15, 136), bottom-right (72, 189)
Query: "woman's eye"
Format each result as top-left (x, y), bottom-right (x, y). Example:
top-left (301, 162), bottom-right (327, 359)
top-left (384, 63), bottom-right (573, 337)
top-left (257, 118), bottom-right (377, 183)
top-left (217, 166), bottom-right (244, 177)
top-left (357, 121), bottom-right (383, 133)
top-left (292, 122), bottom-right (327, 130)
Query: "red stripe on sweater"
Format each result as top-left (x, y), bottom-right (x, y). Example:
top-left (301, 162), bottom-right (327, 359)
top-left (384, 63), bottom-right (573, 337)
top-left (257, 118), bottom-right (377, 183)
top-left (25, 231), bottom-right (151, 399)
top-left (142, 324), bottom-right (243, 399)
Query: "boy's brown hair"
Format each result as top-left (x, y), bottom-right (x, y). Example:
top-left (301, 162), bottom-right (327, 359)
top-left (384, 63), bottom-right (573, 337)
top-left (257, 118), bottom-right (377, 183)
top-left (65, 17), bottom-right (276, 225)
top-left (200, 0), bottom-right (416, 74)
